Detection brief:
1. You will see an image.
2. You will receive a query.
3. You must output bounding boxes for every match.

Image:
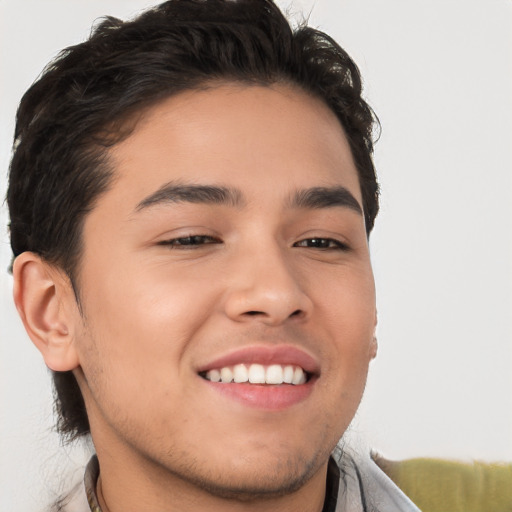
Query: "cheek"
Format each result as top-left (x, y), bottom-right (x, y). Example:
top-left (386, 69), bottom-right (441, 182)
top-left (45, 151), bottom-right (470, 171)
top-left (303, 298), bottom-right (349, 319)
top-left (82, 258), bottom-right (218, 341)
top-left (314, 268), bottom-right (376, 381)
top-left (317, 266), bottom-right (376, 333)
top-left (75, 261), bottom-right (236, 418)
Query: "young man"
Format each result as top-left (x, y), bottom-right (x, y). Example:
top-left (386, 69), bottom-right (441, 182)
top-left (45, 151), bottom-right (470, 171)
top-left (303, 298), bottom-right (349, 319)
top-left (8, 1), bottom-right (419, 510)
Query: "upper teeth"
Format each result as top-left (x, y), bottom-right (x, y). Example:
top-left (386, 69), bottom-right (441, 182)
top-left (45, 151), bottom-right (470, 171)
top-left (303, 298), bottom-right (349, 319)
top-left (204, 364), bottom-right (307, 385)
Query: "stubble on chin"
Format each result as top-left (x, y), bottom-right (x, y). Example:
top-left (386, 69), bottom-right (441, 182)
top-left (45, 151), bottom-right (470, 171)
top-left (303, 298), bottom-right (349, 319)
top-left (157, 448), bottom-right (330, 502)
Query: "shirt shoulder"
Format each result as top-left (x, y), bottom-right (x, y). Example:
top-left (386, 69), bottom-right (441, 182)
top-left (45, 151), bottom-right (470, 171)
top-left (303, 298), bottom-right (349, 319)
top-left (333, 449), bottom-right (422, 512)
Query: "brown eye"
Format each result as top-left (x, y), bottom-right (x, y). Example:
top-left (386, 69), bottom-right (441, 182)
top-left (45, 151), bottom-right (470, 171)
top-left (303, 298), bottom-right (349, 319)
top-left (294, 238), bottom-right (349, 250)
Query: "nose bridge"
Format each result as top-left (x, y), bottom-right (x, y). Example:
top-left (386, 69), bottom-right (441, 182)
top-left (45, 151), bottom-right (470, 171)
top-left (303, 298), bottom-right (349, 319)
top-left (223, 237), bottom-right (311, 324)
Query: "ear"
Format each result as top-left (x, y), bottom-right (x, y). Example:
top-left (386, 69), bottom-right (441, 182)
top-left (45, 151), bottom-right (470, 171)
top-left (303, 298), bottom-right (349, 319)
top-left (12, 252), bottom-right (80, 372)
top-left (369, 312), bottom-right (378, 360)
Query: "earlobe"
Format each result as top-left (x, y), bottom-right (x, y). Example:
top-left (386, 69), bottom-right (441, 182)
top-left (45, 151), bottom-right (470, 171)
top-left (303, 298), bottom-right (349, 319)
top-left (370, 312), bottom-right (378, 360)
top-left (12, 252), bottom-right (80, 372)
top-left (369, 335), bottom-right (378, 360)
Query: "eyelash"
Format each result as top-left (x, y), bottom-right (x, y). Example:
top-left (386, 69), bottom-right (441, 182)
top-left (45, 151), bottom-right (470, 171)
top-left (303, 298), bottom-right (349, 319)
top-left (158, 235), bottom-right (348, 251)
top-left (158, 235), bottom-right (220, 247)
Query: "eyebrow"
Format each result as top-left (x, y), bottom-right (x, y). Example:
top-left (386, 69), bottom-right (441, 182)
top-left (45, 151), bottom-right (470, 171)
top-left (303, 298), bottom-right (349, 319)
top-left (289, 186), bottom-right (363, 215)
top-left (135, 183), bottom-right (244, 211)
top-left (135, 182), bottom-right (362, 215)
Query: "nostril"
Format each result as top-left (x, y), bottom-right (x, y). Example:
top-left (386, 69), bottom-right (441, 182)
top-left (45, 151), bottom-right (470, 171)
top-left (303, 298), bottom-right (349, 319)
top-left (243, 309), bottom-right (303, 318)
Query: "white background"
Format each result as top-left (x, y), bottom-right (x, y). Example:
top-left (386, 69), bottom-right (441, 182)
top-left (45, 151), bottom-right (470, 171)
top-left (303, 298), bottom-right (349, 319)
top-left (1, 0), bottom-right (511, 509)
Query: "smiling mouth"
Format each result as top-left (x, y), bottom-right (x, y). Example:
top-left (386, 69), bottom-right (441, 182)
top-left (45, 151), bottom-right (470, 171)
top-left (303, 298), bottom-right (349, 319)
top-left (199, 363), bottom-right (309, 385)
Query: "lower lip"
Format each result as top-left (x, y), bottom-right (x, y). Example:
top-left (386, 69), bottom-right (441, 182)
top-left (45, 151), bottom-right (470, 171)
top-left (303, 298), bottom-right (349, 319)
top-left (201, 378), bottom-right (316, 410)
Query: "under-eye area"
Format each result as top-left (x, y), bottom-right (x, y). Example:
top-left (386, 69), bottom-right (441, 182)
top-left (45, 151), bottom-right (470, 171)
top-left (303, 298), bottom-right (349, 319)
top-left (199, 364), bottom-right (311, 385)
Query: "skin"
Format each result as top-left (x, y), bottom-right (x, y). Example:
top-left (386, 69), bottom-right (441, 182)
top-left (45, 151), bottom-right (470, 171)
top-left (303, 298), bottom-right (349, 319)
top-left (14, 84), bottom-right (377, 512)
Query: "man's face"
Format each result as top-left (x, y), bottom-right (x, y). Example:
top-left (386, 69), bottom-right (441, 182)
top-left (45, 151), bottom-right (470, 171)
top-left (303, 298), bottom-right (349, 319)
top-left (70, 84), bottom-right (376, 496)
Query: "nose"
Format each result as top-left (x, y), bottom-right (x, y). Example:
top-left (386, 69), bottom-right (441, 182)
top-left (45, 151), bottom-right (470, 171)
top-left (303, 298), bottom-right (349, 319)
top-left (222, 244), bottom-right (313, 326)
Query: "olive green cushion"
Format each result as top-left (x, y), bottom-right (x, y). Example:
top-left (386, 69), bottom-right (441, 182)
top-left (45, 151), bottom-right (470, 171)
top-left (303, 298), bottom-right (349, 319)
top-left (375, 456), bottom-right (512, 512)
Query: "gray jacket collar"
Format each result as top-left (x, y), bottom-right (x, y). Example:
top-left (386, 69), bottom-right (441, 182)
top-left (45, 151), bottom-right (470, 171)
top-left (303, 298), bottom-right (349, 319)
top-left (335, 450), bottom-right (421, 512)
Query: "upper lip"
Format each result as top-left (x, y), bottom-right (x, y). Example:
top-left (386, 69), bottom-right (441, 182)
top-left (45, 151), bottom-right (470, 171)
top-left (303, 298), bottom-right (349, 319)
top-left (196, 345), bottom-right (320, 375)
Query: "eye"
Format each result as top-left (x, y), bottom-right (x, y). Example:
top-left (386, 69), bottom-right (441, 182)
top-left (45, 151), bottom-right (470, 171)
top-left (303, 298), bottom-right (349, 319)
top-left (158, 235), bottom-right (221, 248)
top-left (294, 237), bottom-right (349, 250)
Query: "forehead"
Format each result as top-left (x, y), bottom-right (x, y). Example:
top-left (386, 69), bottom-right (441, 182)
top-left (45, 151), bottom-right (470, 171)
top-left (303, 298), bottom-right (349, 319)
top-left (102, 83), bottom-right (362, 214)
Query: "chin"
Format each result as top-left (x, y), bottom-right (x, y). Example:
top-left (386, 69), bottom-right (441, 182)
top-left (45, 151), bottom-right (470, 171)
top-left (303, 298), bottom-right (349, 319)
top-left (184, 457), bottom-right (319, 501)
top-left (166, 443), bottom-right (330, 503)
